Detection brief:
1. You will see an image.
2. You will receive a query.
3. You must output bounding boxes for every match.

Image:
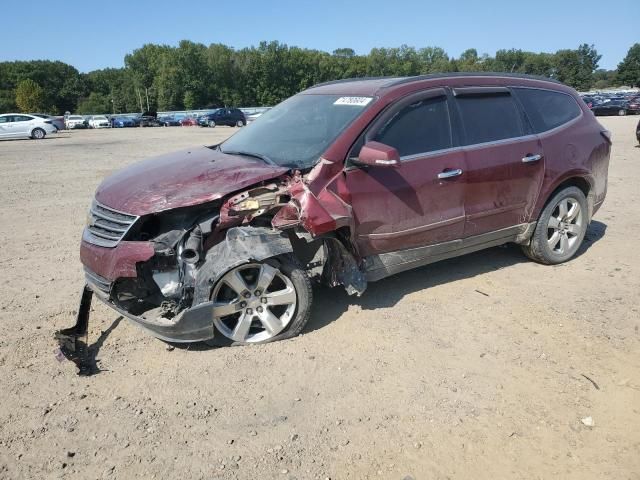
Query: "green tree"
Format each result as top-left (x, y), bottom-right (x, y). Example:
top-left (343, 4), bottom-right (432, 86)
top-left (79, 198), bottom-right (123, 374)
top-left (76, 92), bottom-right (111, 114)
top-left (616, 43), bottom-right (640, 87)
top-left (15, 79), bottom-right (45, 112)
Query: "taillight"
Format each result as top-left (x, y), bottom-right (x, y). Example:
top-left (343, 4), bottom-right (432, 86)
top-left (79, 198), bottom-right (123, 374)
top-left (600, 130), bottom-right (612, 144)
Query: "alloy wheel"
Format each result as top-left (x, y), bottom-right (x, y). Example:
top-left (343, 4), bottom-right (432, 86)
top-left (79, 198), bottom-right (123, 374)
top-left (547, 197), bottom-right (583, 256)
top-left (211, 263), bottom-right (297, 343)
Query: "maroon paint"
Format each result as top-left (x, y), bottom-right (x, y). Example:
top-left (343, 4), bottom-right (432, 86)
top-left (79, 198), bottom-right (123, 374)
top-left (80, 240), bottom-right (155, 280)
top-left (95, 146), bottom-right (288, 216)
top-left (83, 74), bottom-right (609, 282)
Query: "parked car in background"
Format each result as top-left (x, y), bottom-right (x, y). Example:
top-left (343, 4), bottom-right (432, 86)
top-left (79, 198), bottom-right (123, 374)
top-left (581, 96), bottom-right (595, 109)
top-left (66, 115), bottom-right (88, 129)
top-left (88, 115), bottom-right (111, 128)
top-left (158, 115), bottom-right (182, 126)
top-left (111, 117), bottom-right (137, 128)
top-left (591, 100), bottom-right (630, 116)
top-left (0, 113), bottom-right (58, 140)
top-left (198, 108), bottom-right (246, 127)
top-left (627, 98), bottom-right (640, 115)
top-left (180, 116), bottom-right (199, 126)
top-left (30, 113), bottom-right (65, 130)
top-left (139, 111), bottom-right (163, 127)
top-left (58, 73), bottom-right (610, 355)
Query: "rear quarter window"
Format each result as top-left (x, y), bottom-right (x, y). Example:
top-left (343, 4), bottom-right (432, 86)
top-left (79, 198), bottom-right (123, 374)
top-left (513, 88), bottom-right (582, 133)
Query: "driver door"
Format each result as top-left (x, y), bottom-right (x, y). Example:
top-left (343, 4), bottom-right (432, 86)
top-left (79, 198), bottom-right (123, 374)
top-left (345, 89), bottom-right (466, 257)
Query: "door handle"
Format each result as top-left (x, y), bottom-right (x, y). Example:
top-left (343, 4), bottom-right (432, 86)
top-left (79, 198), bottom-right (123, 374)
top-left (522, 154), bottom-right (542, 163)
top-left (437, 168), bottom-right (463, 179)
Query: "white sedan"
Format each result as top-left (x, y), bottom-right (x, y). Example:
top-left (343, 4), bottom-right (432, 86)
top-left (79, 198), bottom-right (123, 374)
top-left (66, 115), bottom-right (87, 129)
top-left (88, 115), bottom-right (111, 128)
top-left (0, 113), bottom-right (58, 140)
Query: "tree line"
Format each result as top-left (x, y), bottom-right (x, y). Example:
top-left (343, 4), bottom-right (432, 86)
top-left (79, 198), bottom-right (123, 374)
top-left (1, 41), bottom-right (639, 115)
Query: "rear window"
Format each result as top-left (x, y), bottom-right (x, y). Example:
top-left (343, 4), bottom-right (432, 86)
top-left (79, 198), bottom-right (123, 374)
top-left (455, 93), bottom-right (524, 145)
top-left (514, 88), bottom-right (581, 133)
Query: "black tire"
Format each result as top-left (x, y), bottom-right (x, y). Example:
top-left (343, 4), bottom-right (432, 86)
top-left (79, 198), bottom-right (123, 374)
top-left (618, 109), bottom-right (627, 116)
top-left (522, 186), bottom-right (588, 265)
top-left (204, 254), bottom-right (312, 347)
top-left (31, 128), bottom-right (46, 140)
top-left (208, 120), bottom-right (216, 128)
top-left (236, 120), bottom-right (244, 127)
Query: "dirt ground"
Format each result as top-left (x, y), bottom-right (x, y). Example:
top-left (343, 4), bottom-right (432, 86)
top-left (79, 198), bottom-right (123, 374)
top-left (0, 118), bottom-right (638, 480)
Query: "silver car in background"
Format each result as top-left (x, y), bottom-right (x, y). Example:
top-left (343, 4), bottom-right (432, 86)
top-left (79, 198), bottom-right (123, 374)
top-left (0, 113), bottom-right (58, 140)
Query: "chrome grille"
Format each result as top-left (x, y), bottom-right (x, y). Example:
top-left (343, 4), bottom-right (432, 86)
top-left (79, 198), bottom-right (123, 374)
top-left (83, 200), bottom-right (138, 247)
top-left (84, 267), bottom-right (111, 294)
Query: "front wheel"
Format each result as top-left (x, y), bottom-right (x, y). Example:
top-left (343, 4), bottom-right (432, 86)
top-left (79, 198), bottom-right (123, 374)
top-left (236, 120), bottom-right (245, 127)
top-left (618, 109), bottom-right (627, 116)
top-left (206, 255), bottom-right (312, 346)
top-left (208, 120), bottom-right (216, 128)
top-left (522, 186), bottom-right (588, 264)
top-left (31, 128), bottom-right (46, 139)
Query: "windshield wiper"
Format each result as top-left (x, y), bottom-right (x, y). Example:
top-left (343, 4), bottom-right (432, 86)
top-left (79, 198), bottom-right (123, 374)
top-left (221, 149), bottom-right (275, 166)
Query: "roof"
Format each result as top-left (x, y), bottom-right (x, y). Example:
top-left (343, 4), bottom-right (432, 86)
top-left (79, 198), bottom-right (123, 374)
top-left (305, 72), bottom-right (563, 96)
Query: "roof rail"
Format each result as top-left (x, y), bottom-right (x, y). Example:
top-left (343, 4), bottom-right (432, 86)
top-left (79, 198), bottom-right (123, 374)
top-left (386, 72), bottom-right (563, 87)
top-left (306, 76), bottom-right (403, 89)
top-left (307, 72), bottom-right (563, 93)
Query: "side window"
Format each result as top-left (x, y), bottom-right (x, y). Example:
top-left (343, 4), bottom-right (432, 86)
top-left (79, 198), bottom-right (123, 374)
top-left (373, 96), bottom-right (452, 157)
top-left (513, 88), bottom-right (582, 133)
top-left (0, 116), bottom-right (9, 124)
top-left (13, 115), bottom-right (32, 122)
top-left (455, 94), bottom-right (524, 145)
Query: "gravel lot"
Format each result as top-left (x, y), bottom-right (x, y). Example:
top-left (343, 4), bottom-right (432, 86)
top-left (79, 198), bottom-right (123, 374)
top-left (0, 119), bottom-right (639, 480)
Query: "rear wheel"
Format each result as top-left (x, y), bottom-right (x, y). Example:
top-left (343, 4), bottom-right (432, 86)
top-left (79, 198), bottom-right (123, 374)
top-left (206, 256), bottom-right (312, 346)
top-left (618, 109), bottom-right (627, 116)
top-left (208, 120), bottom-right (216, 128)
top-left (236, 119), bottom-right (244, 127)
top-left (522, 186), bottom-right (588, 264)
top-left (31, 128), bottom-right (46, 140)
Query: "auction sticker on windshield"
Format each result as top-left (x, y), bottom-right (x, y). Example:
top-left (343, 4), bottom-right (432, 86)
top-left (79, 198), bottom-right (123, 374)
top-left (333, 96), bottom-right (373, 106)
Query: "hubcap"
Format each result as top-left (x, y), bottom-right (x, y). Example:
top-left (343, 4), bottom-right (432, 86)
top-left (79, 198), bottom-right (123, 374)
top-left (547, 197), bottom-right (583, 256)
top-left (211, 263), bottom-right (297, 343)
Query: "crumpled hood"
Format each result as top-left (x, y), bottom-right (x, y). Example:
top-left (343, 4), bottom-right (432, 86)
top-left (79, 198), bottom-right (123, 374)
top-left (95, 146), bottom-right (289, 216)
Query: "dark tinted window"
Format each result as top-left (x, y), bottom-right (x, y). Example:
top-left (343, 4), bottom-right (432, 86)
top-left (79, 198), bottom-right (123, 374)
top-left (514, 88), bottom-right (581, 133)
top-left (13, 115), bottom-right (32, 122)
top-left (456, 93), bottom-right (524, 145)
top-left (373, 96), bottom-right (452, 157)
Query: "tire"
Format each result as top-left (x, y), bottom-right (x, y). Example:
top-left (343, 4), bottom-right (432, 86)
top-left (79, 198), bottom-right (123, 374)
top-left (208, 120), bottom-right (216, 128)
top-left (204, 254), bottom-right (312, 347)
top-left (522, 186), bottom-right (588, 265)
top-left (618, 109), bottom-right (626, 116)
top-left (31, 128), bottom-right (46, 140)
top-left (236, 120), bottom-right (244, 127)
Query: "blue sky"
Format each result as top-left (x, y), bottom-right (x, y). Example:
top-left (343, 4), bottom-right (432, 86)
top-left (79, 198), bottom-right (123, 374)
top-left (2, 0), bottom-right (637, 71)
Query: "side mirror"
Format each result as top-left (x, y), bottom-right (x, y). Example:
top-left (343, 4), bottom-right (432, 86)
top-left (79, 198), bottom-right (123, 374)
top-left (354, 141), bottom-right (400, 168)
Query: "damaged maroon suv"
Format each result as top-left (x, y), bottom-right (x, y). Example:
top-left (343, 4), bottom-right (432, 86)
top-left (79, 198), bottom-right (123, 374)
top-left (57, 73), bottom-right (610, 363)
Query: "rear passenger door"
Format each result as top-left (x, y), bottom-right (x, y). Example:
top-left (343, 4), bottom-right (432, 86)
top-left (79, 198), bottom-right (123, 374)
top-left (453, 87), bottom-right (545, 237)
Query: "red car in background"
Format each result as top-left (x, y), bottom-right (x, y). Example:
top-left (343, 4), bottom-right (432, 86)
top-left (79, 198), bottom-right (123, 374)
top-left (180, 116), bottom-right (198, 126)
top-left (57, 73), bottom-right (611, 372)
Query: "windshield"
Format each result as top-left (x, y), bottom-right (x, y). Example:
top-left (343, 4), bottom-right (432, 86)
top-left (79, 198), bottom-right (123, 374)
top-left (220, 94), bottom-right (373, 169)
